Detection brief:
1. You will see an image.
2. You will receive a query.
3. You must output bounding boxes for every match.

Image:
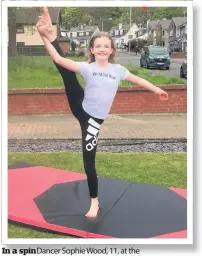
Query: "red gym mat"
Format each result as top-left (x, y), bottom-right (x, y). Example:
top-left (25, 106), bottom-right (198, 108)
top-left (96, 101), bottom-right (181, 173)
top-left (8, 163), bottom-right (187, 238)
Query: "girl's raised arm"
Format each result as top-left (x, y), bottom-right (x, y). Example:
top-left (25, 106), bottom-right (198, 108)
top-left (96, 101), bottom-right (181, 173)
top-left (125, 73), bottom-right (168, 101)
top-left (41, 36), bottom-right (80, 73)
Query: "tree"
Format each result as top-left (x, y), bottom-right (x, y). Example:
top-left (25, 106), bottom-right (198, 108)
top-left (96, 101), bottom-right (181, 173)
top-left (8, 8), bottom-right (17, 56)
top-left (152, 7), bottom-right (186, 20)
top-left (62, 7), bottom-right (124, 31)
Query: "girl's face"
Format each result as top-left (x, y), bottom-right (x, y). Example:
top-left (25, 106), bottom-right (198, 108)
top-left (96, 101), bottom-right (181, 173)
top-left (90, 37), bottom-right (114, 62)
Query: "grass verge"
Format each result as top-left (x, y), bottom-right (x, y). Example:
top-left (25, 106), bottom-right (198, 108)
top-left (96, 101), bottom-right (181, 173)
top-left (8, 56), bottom-right (185, 89)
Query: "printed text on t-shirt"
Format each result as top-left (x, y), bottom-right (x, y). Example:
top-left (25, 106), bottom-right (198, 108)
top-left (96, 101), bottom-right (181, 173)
top-left (92, 72), bottom-right (116, 80)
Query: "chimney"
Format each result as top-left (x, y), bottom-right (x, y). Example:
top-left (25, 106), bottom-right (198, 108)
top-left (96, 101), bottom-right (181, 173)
top-left (119, 23), bottom-right (122, 30)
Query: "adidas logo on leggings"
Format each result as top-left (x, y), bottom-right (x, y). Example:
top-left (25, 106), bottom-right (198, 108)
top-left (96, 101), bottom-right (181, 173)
top-left (85, 118), bottom-right (100, 151)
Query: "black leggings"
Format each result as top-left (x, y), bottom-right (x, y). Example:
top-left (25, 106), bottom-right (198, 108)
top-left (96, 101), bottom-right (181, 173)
top-left (51, 39), bottom-right (104, 198)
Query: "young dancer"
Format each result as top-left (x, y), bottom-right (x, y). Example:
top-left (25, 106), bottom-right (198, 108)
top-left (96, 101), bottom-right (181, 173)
top-left (36, 7), bottom-right (168, 218)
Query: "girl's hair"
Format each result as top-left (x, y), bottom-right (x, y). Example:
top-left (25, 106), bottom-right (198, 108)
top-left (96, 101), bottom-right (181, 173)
top-left (85, 32), bottom-right (116, 64)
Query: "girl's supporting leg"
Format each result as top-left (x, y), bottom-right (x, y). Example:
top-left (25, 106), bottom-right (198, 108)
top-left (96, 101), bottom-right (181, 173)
top-left (79, 110), bottom-right (104, 217)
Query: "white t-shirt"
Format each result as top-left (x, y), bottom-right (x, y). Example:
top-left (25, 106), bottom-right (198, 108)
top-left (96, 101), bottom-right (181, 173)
top-left (78, 62), bottom-right (129, 119)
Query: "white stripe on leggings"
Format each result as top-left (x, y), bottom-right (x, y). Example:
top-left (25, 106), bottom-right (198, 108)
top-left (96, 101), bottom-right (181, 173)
top-left (87, 125), bottom-right (99, 136)
top-left (88, 118), bottom-right (100, 129)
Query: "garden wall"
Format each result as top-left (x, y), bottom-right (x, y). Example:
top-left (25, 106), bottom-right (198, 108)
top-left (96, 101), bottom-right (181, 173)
top-left (8, 85), bottom-right (187, 115)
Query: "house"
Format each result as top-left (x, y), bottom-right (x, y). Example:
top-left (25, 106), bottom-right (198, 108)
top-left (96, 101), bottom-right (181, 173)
top-left (168, 17), bottom-right (187, 51)
top-left (177, 22), bottom-right (187, 52)
top-left (109, 23), bottom-right (139, 48)
top-left (15, 7), bottom-right (70, 55)
top-left (147, 20), bottom-right (160, 45)
top-left (67, 25), bottom-right (100, 47)
top-left (16, 8), bottom-right (62, 46)
top-left (135, 28), bottom-right (148, 40)
top-left (147, 19), bottom-right (172, 47)
top-left (158, 19), bottom-right (172, 47)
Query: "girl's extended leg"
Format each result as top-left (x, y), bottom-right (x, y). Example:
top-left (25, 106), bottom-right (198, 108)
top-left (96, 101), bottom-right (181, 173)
top-left (51, 39), bottom-right (84, 119)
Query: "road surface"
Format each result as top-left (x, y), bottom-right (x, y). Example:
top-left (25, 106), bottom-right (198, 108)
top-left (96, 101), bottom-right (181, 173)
top-left (115, 51), bottom-right (184, 79)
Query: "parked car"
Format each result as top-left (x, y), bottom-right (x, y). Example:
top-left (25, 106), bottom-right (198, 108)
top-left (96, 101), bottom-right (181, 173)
top-left (180, 53), bottom-right (187, 78)
top-left (140, 45), bottom-right (170, 70)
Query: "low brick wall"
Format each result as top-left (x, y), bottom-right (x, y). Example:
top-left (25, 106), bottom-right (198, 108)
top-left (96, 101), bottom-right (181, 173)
top-left (8, 85), bottom-right (187, 115)
top-left (171, 52), bottom-right (185, 59)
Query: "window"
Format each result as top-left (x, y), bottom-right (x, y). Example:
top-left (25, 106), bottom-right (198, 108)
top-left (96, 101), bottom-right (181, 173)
top-left (86, 31), bottom-right (89, 36)
top-left (115, 30), bottom-right (119, 36)
top-left (79, 32), bottom-right (84, 36)
top-left (120, 30), bottom-right (123, 35)
top-left (162, 31), bottom-right (165, 36)
top-left (72, 32), bottom-right (77, 37)
top-left (16, 24), bottom-right (24, 33)
top-left (169, 30), bottom-right (173, 37)
top-left (17, 42), bottom-right (25, 46)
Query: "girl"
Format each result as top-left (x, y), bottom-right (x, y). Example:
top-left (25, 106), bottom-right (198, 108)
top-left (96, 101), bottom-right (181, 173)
top-left (36, 7), bottom-right (168, 218)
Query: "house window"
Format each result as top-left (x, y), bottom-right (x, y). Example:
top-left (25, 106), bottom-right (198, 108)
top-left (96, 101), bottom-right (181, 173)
top-left (86, 31), bottom-right (89, 36)
top-left (170, 30), bottom-right (173, 37)
top-left (61, 32), bottom-right (67, 37)
top-left (162, 31), bottom-right (165, 36)
top-left (120, 30), bottom-right (123, 35)
top-left (17, 42), bottom-right (25, 46)
top-left (16, 24), bottom-right (24, 33)
top-left (72, 32), bottom-right (77, 37)
top-left (79, 32), bottom-right (84, 36)
top-left (115, 30), bottom-right (119, 36)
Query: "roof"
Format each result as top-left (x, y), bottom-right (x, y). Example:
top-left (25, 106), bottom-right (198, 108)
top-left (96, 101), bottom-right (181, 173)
top-left (177, 22), bottom-right (187, 28)
top-left (172, 17), bottom-right (187, 27)
top-left (16, 7), bottom-right (60, 24)
top-left (135, 28), bottom-right (147, 33)
top-left (147, 20), bottom-right (158, 30)
top-left (110, 24), bottom-right (130, 31)
top-left (58, 36), bottom-right (70, 42)
top-left (69, 26), bottom-right (98, 32)
top-left (159, 19), bottom-right (172, 30)
top-left (68, 36), bottom-right (91, 40)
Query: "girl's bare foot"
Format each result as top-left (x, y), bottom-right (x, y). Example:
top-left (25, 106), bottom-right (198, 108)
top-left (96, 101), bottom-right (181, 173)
top-left (41, 7), bottom-right (52, 25)
top-left (85, 198), bottom-right (99, 218)
top-left (39, 7), bottom-right (56, 41)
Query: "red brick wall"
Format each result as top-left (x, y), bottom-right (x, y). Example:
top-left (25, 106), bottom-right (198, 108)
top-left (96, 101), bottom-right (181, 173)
top-left (8, 86), bottom-right (187, 115)
top-left (171, 52), bottom-right (185, 59)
